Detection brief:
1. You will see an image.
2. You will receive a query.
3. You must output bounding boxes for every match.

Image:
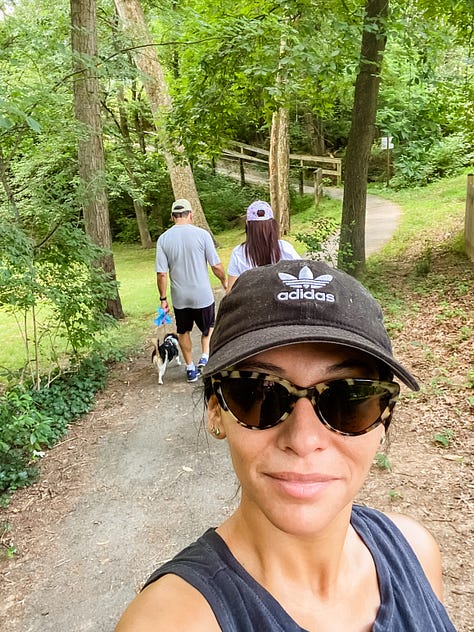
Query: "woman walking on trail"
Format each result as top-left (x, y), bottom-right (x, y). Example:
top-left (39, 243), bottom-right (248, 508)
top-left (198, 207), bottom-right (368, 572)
top-left (226, 200), bottom-right (300, 292)
top-left (116, 260), bottom-right (456, 632)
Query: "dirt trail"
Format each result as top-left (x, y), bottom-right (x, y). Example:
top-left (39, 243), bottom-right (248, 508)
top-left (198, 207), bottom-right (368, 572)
top-left (1, 194), bottom-right (473, 632)
top-left (0, 328), bottom-right (239, 631)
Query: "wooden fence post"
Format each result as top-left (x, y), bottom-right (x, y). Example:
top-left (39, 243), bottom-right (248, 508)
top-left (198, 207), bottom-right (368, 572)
top-left (336, 160), bottom-right (342, 186)
top-left (299, 160), bottom-right (304, 196)
top-left (465, 173), bottom-right (474, 262)
top-left (239, 159), bottom-right (246, 187)
top-left (314, 168), bottom-right (323, 206)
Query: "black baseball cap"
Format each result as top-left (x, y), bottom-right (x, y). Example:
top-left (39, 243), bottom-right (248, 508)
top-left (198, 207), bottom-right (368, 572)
top-left (203, 260), bottom-right (419, 390)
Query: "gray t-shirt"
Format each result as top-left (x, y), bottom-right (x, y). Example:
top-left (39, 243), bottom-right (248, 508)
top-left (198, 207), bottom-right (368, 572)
top-left (155, 224), bottom-right (221, 309)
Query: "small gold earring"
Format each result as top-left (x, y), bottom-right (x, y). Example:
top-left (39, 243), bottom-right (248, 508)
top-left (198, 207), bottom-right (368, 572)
top-left (210, 426), bottom-right (221, 437)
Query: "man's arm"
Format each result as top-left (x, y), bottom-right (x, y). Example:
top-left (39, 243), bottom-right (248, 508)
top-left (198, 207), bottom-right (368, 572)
top-left (157, 272), bottom-right (169, 310)
top-left (211, 263), bottom-right (227, 292)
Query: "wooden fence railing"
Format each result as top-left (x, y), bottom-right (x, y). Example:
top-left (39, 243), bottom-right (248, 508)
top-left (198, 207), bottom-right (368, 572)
top-left (465, 173), bottom-right (474, 262)
top-left (221, 142), bottom-right (342, 189)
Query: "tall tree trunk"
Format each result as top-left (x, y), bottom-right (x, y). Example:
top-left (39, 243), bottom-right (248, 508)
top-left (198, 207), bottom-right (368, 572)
top-left (70, 0), bottom-right (124, 319)
top-left (269, 33), bottom-right (290, 235)
top-left (276, 107), bottom-right (290, 235)
top-left (0, 148), bottom-right (18, 219)
top-left (131, 82), bottom-right (147, 155)
top-left (114, 0), bottom-right (213, 235)
top-left (338, 0), bottom-right (388, 277)
top-left (270, 108), bottom-right (290, 234)
top-left (269, 111), bottom-right (280, 223)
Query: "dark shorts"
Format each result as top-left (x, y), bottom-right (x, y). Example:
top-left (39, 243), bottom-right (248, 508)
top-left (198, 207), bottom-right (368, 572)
top-left (174, 303), bottom-right (215, 336)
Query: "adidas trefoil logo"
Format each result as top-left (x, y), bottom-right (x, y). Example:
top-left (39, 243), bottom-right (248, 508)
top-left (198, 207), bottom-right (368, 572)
top-left (277, 265), bottom-right (335, 303)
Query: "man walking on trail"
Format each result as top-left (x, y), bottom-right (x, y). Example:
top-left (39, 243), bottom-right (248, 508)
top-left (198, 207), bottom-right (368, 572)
top-left (156, 199), bottom-right (227, 383)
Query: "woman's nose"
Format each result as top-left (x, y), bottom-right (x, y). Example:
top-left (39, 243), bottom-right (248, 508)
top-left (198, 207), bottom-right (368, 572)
top-left (276, 396), bottom-right (331, 456)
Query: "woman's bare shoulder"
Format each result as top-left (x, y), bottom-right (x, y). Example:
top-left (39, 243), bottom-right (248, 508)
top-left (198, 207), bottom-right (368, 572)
top-left (115, 573), bottom-right (221, 632)
top-left (385, 511), bottom-right (444, 600)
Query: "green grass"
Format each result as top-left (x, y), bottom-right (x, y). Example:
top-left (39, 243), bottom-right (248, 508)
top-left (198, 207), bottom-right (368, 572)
top-left (368, 170), bottom-right (469, 258)
top-left (0, 311), bottom-right (26, 376)
top-left (0, 171), bottom-right (470, 379)
top-left (112, 244), bottom-right (158, 318)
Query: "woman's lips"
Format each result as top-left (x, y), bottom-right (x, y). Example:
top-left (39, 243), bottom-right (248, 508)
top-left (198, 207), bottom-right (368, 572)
top-left (266, 472), bottom-right (337, 499)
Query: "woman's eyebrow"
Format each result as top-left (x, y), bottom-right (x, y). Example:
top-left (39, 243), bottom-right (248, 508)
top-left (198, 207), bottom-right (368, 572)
top-left (326, 358), bottom-right (377, 374)
top-left (237, 358), bottom-right (377, 375)
top-left (236, 360), bottom-right (281, 373)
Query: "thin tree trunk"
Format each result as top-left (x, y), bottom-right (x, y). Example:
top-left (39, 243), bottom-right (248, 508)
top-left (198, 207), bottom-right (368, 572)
top-left (303, 111), bottom-right (326, 156)
top-left (338, 0), bottom-right (388, 276)
top-left (276, 107), bottom-right (290, 235)
top-left (269, 111), bottom-right (280, 223)
top-left (117, 86), bottom-right (154, 248)
top-left (0, 148), bottom-right (18, 219)
top-left (131, 81), bottom-right (147, 155)
top-left (70, 0), bottom-right (124, 319)
top-left (114, 0), bottom-right (213, 235)
top-left (269, 108), bottom-right (290, 235)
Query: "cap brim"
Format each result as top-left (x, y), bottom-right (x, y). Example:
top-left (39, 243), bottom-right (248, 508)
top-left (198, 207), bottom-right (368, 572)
top-left (203, 324), bottom-right (419, 391)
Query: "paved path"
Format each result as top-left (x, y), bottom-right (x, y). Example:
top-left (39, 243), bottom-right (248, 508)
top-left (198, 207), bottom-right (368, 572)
top-left (323, 186), bottom-right (401, 256)
top-left (216, 162), bottom-right (402, 255)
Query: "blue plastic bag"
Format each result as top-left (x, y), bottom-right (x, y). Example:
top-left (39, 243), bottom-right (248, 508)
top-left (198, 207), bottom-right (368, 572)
top-left (154, 307), bottom-right (172, 326)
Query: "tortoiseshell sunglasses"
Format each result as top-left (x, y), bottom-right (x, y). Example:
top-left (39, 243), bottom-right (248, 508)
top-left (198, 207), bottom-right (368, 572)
top-left (211, 370), bottom-right (400, 436)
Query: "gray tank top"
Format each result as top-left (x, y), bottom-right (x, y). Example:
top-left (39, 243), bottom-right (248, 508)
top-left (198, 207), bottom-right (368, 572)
top-left (144, 505), bottom-right (457, 631)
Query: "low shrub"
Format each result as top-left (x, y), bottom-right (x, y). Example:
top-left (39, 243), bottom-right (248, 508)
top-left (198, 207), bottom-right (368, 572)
top-left (391, 133), bottom-right (472, 189)
top-left (194, 167), bottom-right (269, 233)
top-left (0, 354), bottom-right (108, 498)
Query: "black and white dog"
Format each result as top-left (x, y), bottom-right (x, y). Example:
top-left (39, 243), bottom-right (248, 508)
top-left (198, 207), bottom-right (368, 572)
top-left (152, 333), bottom-right (181, 384)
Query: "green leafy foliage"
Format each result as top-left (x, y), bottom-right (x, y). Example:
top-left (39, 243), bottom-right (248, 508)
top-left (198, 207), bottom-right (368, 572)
top-left (0, 355), bottom-right (108, 497)
top-left (30, 355), bottom-right (108, 423)
top-left (374, 452), bottom-right (392, 471)
top-left (0, 388), bottom-right (50, 493)
top-left (195, 168), bottom-right (269, 233)
top-left (295, 216), bottom-right (339, 253)
top-left (390, 134), bottom-right (472, 189)
top-left (0, 214), bottom-right (118, 381)
top-left (433, 428), bottom-right (455, 448)
top-left (163, 0), bottom-right (360, 159)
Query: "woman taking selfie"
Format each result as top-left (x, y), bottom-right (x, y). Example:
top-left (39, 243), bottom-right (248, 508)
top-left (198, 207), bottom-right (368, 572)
top-left (116, 260), bottom-right (456, 631)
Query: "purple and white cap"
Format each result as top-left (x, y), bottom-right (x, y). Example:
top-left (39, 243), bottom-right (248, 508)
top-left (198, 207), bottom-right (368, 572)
top-left (246, 200), bottom-right (274, 221)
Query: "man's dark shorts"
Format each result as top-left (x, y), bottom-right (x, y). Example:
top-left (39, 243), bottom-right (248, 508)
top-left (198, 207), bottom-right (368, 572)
top-left (174, 303), bottom-right (215, 336)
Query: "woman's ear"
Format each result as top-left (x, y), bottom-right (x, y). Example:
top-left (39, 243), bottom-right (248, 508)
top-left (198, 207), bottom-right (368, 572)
top-left (207, 394), bottom-right (226, 439)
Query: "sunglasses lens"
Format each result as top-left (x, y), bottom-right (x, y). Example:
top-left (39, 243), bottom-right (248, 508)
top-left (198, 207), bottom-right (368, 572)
top-left (220, 377), bottom-right (290, 428)
top-left (318, 381), bottom-right (394, 434)
top-left (216, 373), bottom-right (399, 435)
